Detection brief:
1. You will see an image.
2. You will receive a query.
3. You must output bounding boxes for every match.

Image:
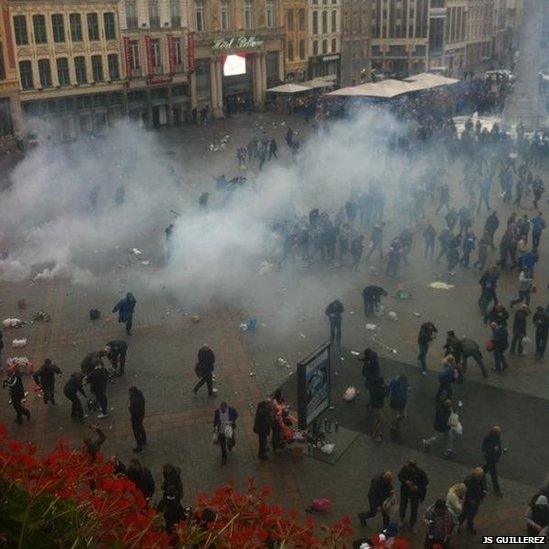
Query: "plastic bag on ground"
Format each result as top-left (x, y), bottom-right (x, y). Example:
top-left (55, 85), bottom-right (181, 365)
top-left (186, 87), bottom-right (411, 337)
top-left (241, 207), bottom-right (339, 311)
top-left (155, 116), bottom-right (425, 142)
top-left (343, 386), bottom-right (358, 401)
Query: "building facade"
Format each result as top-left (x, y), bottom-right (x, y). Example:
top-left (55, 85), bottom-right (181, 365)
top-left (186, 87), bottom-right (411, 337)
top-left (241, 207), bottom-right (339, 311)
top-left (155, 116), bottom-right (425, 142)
top-left (118, 0), bottom-right (190, 127)
top-left (340, 0), bottom-right (370, 86)
top-left (370, 0), bottom-right (430, 76)
top-left (187, 0), bottom-right (285, 117)
top-left (308, 0), bottom-right (340, 80)
top-left (9, 0), bottom-right (124, 138)
top-left (283, 0), bottom-right (307, 81)
top-left (464, 0), bottom-right (494, 74)
top-left (1, 0), bottom-right (22, 135)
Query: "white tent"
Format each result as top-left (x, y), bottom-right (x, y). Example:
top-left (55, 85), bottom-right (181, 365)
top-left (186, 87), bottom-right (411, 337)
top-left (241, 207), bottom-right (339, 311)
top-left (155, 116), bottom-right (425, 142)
top-left (267, 83), bottom-right (313, 93)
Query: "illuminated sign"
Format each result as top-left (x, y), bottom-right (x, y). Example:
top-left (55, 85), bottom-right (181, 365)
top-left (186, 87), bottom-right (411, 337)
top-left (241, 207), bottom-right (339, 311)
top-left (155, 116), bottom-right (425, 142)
top-left (223, 54), bottom-right (246, 76)
top-left (212, 36), bottom-right (264, 50)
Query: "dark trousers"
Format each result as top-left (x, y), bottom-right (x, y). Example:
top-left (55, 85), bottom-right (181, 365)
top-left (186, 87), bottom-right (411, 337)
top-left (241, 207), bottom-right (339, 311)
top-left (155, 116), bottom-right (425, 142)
top-left (494, 348), bottom-right (509, 372)
top-left (462, 350), bottom-right (488, 377)
top-left (459, 499), bottom-right (481, 532)
top-left (510, 290), bottom-right (531, 307)
top-left (194, 372), bottom-right (213, 395)
top-left (94, 390), bottom-right (108, 414)
top-left (67, 394), bottom-right (84, 419)
top-left (218, 433), bottom-right (235, 463)
top-left (258, 431), bottom-right (269, 458)
top-left (42, 383), bottom-right (55, 404)
top-left (424, 241), bottom-right (435, 261)
top-left (364, 298), bottom-right (375, 315)
top-left (367, 241), bottom-right (383, 260)
top-left (359, 497), bottom-right (390, 529)
top-left (510, 332), bottom-right (525, 355)
top-left (112, 349), bottom-right (127, 374)
top-left (12, 396), bottom-right (30, 422)
top-left (131, 415), bottom-right (147, 449)
top-left (399, 487), bottom-right (421, 526)
top-left (535, 329), bottom-right (548, 357)
top-left (124, 317), bottom-right (133, 334)
top-left (418, 342), bottom-right (429, 372)
top-left (329, 317), bottom-right (342, 347)
top-left (532, 231), bottom-right (541, 249)
top-left (483, 460), bottom-right (500, 492)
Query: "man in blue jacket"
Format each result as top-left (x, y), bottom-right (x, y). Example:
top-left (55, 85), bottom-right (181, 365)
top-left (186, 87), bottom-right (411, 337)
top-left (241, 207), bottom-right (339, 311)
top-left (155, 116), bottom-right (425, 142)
top-left (112, 293), bottom-right (136, 335)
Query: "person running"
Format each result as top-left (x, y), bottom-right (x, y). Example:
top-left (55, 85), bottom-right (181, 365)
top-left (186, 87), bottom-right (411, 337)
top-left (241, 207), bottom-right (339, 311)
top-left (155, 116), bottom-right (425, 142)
top-left (32, 359), bottom-right (62, 404)
top-left (193, 345), bottom-right (218, 396)
top-left (112, 292), bottom-right (137, 335)
top-left (3, 366), bottom-right (30, 423)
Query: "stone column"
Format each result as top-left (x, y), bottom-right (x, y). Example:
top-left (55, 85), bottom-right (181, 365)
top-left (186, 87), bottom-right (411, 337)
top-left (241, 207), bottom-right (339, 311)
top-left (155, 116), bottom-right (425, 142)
top-left (278, 50), bottom-right (285, 82)
top-left (209, 57), bottom-right (218, 109)
top-left (189, 71), bottom-right (198, 109)
top-left (215, 59), bottom-right (223, 113)
top-left (260, 53), bottom-right (267, 104)
top-left (167, 86), bottom-right (174, 125)
top-left (210, 57), bottom-right (223, 118)
top-left (253, 54), bottom-right (262, 106)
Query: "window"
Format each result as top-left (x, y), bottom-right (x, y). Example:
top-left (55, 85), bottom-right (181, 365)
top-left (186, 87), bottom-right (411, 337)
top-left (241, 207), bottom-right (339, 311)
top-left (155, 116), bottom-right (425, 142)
top-left (56, 58), bottom-right (70, 86)
top-left (322, 39), bottom-right (327, 54)
top-left (33, 15), bottom-right (47, 44)
top-left (244, 0), bottom-right (253, 29)
top-left (104, 12), bottom-right (116, 39)
top-left (173, 38), bottom-right (182, 67)
top-left (37, 59), bottom-right (52, 88)
top-left (299, 39), bottom-right (305, 59)
top-left (51, 14), bottom-right (65, 43)
top-left (287, 40), bottom-right (294, 61)
top-left (171, 0), bottom-right (181, 27)
top-left (331, 37), bottom-right (336, 52)
top-left (266, 0), bottom-right (275, 28)
top-left (312, 11), bottom-right (318, 34)
top-left (0, 49), bottom-right (5, 80)
top-left (195, 0), bottom-right (205, 31)
top-left (108, 54), bottom-right (119, 80)
top-left (299, 9), bottom-right (305, 31)
top-left (149, 0), bottom-right (160, 28)
top-left (129, 40), bottom-right (140, 70)
top-left (74, 56), bottom-right (87, 84)
top-left (322, 11), bottom-right (327, 33)
top-left (13, 15), bottom-right (28, 45)
top-left (91, 55), bottom-right (103, 82)
top-left (331, 10), bottom-right (337, 32)
top-left (19, 60), bottom-right (33, 89)
top-left (151, 38), bottom-right (161, 69)
top-left (312, 40), bottom-right (318, 55)
top-left (126, 0), bottom-right (137, 29)
top-left (220, 0), bottom-right (230, 30)
top-left (287, 10), bottom-right (293, 31)
top-left (87, 13), bottom-right (99, 40)
top-left (70, 14), bottom-right (83, 41)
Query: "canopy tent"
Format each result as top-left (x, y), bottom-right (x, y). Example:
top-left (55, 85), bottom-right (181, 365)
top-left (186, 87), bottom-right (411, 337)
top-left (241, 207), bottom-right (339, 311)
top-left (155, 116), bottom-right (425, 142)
top-left (404, 72), bottom-right (460, 88)
top-left (267, 83), bottom-right (313, 94)
top-left (301, 76), bottom-right (337, 89)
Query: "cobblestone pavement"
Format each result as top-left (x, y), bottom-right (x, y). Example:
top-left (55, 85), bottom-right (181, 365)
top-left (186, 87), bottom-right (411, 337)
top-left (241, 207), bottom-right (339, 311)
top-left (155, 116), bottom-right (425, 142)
top-left (0, 112), bottom-right (547, 548)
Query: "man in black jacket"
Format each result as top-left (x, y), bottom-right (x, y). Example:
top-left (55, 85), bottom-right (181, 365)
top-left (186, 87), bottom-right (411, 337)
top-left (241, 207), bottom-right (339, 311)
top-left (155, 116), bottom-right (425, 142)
top-left (3, 367), bottom-right (30, 423)
top-left (87, 365), bottom-right (110, 418)
top-left (482, 426), bottom-right (504, 496)
top-left (325, 299), bottom-right (344, 347)
top-left (422, 398), bottom-right (454, 458)
top-left (127, 458), bottom-right (155, 506)
top-left (33, 359), bottom-right (62, 404)
top-left (358, 471), bottom-right (395, 529)
top-left (484, 211), bottom-right (499, 250)
top-left (417, 322), bottom-right (438, 375)
top-left (63, 372), bottom-right (87, 421)
top-left (129, 386), bottom-right (147, 453)
top-left (478, 266), bottom-right (499, 321)
top-left (533, 306), bottom-right (549, 358)
top-left (193, 345), bottom-right (217, 396)
top-left (106, 340), bottom-right (128, 376)
top-left (359, 348), bottom-right (380, 406)
top-left (253, 400), bottom-right (273, 460)
top-left (510, 304), bottom-right (529, 356)
top-left (491, 322), bottom-right (509, 373)
top-left (362, 285), bottom-right (387, 316)
top-left (459, 467), bottom-right (487, 533)
top-left (398, 460), bottom-right (429, 530)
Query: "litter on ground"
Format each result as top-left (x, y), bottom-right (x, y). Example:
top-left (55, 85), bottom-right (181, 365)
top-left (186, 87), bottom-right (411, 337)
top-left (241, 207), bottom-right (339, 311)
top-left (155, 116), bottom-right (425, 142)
top-left (428, 281), bottom-right (455, 290)
top-left (12, 338), bottom-right (27, 348)
top-left (32, 311), bottom-right (51, 322)
top-left (2, 318), bottom-right (24, 328)
top-left (258, 260), bottom-right (274, 275)
top-left (350, 350), bottom-right (360, 356)
top-left (365, 323), bottom-right (377, 331)
top-left (387, 311), bottom-right (399, 321)
top-left (130, 248), bottom-right (142, 255)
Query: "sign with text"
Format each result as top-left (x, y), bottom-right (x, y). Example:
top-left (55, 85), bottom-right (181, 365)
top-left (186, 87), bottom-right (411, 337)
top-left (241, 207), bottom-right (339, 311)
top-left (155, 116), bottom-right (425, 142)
top-left (187, 32), bottom-right (195, 73)
top-left (212, 36), bottom-right (264, 51)
top-left (297, 343), bottom-right (331, 429)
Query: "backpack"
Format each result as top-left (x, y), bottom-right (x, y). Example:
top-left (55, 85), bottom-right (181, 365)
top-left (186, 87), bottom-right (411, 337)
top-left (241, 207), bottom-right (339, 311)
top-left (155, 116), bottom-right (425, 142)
top-left (194, 362), bottom-right (205, 378)
top-left (89, 309), bottom-right (101, 320)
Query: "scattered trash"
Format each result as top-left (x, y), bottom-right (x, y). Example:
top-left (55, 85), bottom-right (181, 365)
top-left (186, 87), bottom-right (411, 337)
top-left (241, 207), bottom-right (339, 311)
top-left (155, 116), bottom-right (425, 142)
top-left (320, 444), bottom-right (335, 455)
top-left (458, 400), bottom-right (463, 408)
top-left (17, 299), bottom-right (27, 310)
top-left (428, 281), bottom-right (454, 290)
top-left (387, 311), bottom-right (399, 321)
top-left (249, 372), bottom-right (256, 377)
top-left (277, 357), bottom-right (290, 368)
top-left (240, 318), bottom-right (258, 332)
top-left (6, 357), bottom-right (33, 374)
top-left (191, 315), bottom-right (201, 323)
top-left (12, 338), bottom-right (27, 348)
top-left (258, 260), bottom-right (274, 275)
top-left (342, 386), bottom-right (359, 402)
top-left (395, 289), bottom-right (411, 300)
top-left (299, 333), bottom-right (306, 338)
top-left (350, 351), bottom-right (360, 356)
top-left (349, 311), bottom-right (355, 315)
top-left (329, 406), bottom-right (335, 410)
top-left (32, 311), bottom-right (51, 322)
top-left (412, 311), bottom-right (421, 317)
top-left (365, 323), bottom-right (377, 331)
top-left (141, 261), bottom-right (150, 266)
top-left (130, 248), bottom-right (142, 256)
top-left (2, 318), bottom-right (24, 328)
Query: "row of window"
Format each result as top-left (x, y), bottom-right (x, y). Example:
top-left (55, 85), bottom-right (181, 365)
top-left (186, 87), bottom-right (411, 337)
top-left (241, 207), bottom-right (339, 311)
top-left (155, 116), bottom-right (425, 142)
top-left (286, 9), bottom-right (306, 32)
top-left (285, 36), bottom-right (338, 62)
top-left (311, 9), bottom-right (337, 35)
top-left (19, 54), bottom-right (120, 90)
top-left (195, 0), bottom-right (276, 31)
top-left (311, 37), bottom-right (337, 56)
top-left (125, 0), bottom-right (182, 29)
top-left (13, 12), bottom-right (116, 46)
top-left (127, 37), bottom-right (183, 74)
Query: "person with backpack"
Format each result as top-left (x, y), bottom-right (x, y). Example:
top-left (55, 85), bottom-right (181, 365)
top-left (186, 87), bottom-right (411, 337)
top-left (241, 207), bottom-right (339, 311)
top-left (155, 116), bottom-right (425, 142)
top-left (417, 321), bottom-right (438, 376)
top-left (193, 345), bottom-right (217, 396)
top-left (32, 359), bottom-right (62, 405)
top-left (423, 498), bottom-right (456, 548)
top-left (388, 374), bottom-right (409, 433)
top-left (127, 458), bottom-right (155, 506)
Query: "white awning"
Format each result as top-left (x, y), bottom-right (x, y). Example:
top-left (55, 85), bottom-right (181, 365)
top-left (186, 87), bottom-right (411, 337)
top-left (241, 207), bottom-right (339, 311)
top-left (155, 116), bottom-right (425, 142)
top-left (267, 83), bottom-right (313, 93)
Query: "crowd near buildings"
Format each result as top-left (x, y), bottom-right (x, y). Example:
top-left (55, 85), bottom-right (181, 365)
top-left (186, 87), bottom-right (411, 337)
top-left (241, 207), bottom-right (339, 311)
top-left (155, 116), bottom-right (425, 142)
top-left (0, 0), bottom-right (543, 139)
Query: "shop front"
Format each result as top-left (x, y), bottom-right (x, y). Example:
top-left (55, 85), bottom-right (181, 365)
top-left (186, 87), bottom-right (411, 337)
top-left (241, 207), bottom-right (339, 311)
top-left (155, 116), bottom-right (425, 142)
top-left (193, 32), bottom-right (284, 118)
top-left (308, 53), bottom-right (341, 82)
